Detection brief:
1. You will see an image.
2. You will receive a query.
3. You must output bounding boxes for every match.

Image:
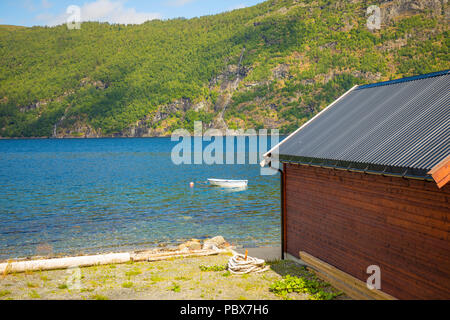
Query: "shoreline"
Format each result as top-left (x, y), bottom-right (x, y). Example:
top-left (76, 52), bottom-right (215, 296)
top-left (0, 135), bottom-right (285, 140)
top-left (0, 237), bottom-right (232, 274)
top-left (0, 136), bottom-right (173, 140)
top-left (0, 244), bottom-right (280, 266)
top-left (0, 133), bottom-right (288, 140)
top-left (0, 237), bottom-right (280, 273)
top-left (0, 240), bottom-right (281, 264)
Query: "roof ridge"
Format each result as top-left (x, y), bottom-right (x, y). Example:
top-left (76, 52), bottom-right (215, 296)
top-left (356, 69), bottom-right (450, 90)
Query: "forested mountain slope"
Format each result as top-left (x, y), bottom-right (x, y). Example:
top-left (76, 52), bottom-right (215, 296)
top-left (0, 0), bottom-right (448, 137)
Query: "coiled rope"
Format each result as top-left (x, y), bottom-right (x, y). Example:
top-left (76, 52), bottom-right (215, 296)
top-left (227, 253), bottom-right (270, 274)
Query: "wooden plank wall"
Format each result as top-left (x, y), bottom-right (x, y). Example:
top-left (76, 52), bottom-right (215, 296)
top-left (285, 163), bottom-right (450, 300)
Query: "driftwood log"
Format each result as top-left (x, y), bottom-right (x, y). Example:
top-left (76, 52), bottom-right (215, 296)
top-left (0, 249), bottom-right (228, 274)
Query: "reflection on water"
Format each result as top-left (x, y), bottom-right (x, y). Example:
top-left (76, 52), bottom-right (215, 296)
top-left (212, 186), bottom-right (248, 193)
top-left (0, 137), bottom-right (281, 260)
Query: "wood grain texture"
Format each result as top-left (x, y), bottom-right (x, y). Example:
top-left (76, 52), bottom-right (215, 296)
top-left (300, 251), bottom-right (397, 300)
top-left (429, 155), bottom-right (450, 189)
top-left (284, 163), bottom-right (450, 300)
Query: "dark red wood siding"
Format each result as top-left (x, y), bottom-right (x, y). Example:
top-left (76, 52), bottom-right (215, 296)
top-left (285, 163), bottom-right (450, 300)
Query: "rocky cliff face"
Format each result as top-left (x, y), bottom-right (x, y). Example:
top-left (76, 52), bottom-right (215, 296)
top-left (121, 98), bottom-right (199, 137)
top-left (119, 63), bottom-right (248, 138)
top-left (381, 0), bottom-right (447, 23)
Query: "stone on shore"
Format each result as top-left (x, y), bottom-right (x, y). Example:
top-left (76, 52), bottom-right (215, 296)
top-left (178, 239), bottom-right (202, 251)
top-left (202, 236), bottom-right (227, 250)
top-left (178, 236), bottom-right (230, 252)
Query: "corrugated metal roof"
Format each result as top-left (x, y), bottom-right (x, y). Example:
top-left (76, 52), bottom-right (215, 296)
top-left (273, 70), bottom-right (450, 177)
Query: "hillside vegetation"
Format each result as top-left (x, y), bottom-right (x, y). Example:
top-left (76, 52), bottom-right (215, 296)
top-left (0, 0), bottom-right (448, 138)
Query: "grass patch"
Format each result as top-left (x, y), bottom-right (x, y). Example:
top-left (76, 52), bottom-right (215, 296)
top-left (90, 266), bottom-right (98, 272)
top-left (309, 291), bottom-right (343, 300)
top-left (122, 282), bottom-right (134, 288)
top-left (91, 294), bottom-right (109, 300)
top-left (26, 282), bottom-right (38, 288)
top-left (125, 268), bottom-right (142, 277)
top-left (199, 265), bottom-right (227, 272)
top-left (169, 283), bottom-right (181, 293)
top-left (28, 290), bottom-right (41, 299)
top-left (0, 290), bottom-right (11, 297)
top-left (150, 275), bottom-right (165, 283)
top-left (58, 283), bottom-right (68, 290)
top-left (222, 271), bottom-right (231, 277)
top-left (269, 275), bottom-right (342, 300)
top-left (174, 276), bottom-right (191, 281)
top-left (0, 253), bottom-right (341, 300)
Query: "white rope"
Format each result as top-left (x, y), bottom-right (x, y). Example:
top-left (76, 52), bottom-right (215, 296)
top-left (227, 254), bottom-right (270, 274)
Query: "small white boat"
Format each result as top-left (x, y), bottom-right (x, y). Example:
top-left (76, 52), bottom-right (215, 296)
top-left (208, 179), bottom-right (248, 188)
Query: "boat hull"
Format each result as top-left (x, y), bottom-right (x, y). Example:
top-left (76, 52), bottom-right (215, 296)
top-left (208, 179), bottom-right (248, 188)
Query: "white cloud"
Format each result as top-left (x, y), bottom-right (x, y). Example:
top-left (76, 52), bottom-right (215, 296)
top-left (38, 0), bottom-right (161, 26)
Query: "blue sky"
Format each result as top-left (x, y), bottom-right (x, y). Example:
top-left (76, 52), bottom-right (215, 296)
top-left (0, 0), bottom-right (266, 27)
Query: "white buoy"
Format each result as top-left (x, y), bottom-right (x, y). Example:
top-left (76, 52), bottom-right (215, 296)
top-left (190, 182), bottom-right (194, 188)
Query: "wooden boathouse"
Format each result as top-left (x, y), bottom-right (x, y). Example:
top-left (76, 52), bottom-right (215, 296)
top-left (263, 70), bottom-right (450, 300)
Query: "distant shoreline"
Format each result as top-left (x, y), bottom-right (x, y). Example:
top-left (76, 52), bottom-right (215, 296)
top-left (0, 136), bottom-right (172, 140)
top-left (0, 134), bottom-right (285, 140)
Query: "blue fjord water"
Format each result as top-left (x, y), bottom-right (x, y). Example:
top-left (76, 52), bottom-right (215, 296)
top-left (0, 138), bottom-right (281, 260)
